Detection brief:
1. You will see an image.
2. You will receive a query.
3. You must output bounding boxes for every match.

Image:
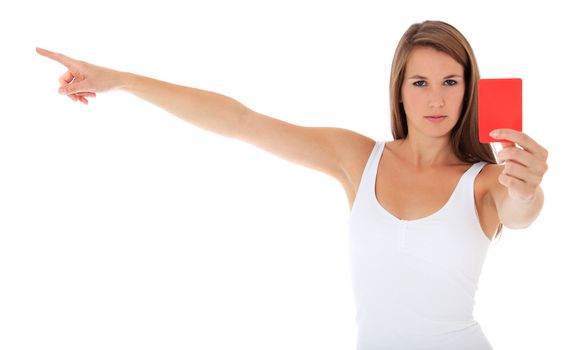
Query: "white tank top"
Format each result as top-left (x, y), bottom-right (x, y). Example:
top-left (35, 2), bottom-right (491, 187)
top-left (347, 141), bottom-right (493, 350)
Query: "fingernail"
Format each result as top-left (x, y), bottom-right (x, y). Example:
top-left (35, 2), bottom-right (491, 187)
top-left (490, 130), bottom-right (499, 137)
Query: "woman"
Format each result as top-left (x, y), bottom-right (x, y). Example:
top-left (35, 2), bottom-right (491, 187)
top-left (37, 20), bottom-right (548, 350)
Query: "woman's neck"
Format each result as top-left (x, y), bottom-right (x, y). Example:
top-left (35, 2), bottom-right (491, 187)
top-left (394, 135), bottom-right (460, 169)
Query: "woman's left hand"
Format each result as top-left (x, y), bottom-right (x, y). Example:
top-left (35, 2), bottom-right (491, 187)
top-left (489, 129), bottom-right (549, 202)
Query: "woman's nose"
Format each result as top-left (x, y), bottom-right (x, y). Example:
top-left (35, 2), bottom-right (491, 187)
top-left (428, 89), bottom-right (445, 108)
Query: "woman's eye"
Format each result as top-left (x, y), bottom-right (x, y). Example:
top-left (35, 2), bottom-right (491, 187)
top-left (413, 80), bottom-right (458, 87)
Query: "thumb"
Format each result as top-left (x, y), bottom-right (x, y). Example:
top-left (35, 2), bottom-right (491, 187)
top-left (59, 81), bottom-right (91, 95)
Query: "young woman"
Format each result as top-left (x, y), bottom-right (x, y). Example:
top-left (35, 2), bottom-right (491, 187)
top-left (37, 20), bottom-right (548, 350)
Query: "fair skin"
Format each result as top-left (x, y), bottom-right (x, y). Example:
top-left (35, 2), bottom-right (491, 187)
top-left (374, 47), bottom-right (548, 237)
top-left (36, 46), bottom-right (547, 240)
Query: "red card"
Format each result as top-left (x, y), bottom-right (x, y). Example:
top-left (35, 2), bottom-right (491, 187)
top-left (478, 78), bottom-right (522, 143)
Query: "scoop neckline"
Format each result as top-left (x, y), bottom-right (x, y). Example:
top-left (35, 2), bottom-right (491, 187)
top-left (373, 142), bottom-right (478, 223)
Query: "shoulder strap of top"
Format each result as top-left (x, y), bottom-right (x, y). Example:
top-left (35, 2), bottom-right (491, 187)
top-left (467, 161), bottom-right (488, 178)
top-left (455, 160), bottom-right (492, 243)
top-left (455, 161), bottom-right (489, 197)
top-left (447, 160), bottom-right (489, 215)
top-left (354, 140), bottom-right (385, 196)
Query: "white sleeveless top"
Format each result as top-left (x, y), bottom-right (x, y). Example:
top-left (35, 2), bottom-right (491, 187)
top-left (347, 141), bottom-right (493, 350)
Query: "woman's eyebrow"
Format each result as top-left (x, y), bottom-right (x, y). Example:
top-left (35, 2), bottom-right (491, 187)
top-left (406, 74), bottom-right (463, 79)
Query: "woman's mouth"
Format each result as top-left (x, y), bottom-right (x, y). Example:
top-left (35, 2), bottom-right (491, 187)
top-left (425, 115), bottom-right (447, 122)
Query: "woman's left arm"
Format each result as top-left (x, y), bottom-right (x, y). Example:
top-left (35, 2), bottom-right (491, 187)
top-left (488, 129), bottom-right (549, 229)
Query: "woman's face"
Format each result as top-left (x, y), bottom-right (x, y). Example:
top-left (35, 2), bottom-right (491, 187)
top-left (400, 46), bottom-right (465, 139)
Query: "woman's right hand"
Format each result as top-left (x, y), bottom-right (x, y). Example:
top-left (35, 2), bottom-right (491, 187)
top-left (36, 47), bottom-right (124, 104)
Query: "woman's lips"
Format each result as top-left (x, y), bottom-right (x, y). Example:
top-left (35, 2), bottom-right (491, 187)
top-left (425, 115), bottom-right (447, 122)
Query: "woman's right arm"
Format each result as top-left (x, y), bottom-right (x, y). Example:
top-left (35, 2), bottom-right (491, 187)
top-left (121, 72), bottom-right (247, 139)
top-left (36, 47), bottom-right (372, 189)
top-left (37, 47), bottom-right (247, 139)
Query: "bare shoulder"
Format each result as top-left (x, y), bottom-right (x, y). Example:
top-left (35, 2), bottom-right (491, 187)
top-left (476, 162), bottom-right (506, 208)
top-left (476, 163), bottom-right (504, 188)
top-left (329, 130), bottom-right (376, 208)
top-left (471, 162), bottom-right (506, 239)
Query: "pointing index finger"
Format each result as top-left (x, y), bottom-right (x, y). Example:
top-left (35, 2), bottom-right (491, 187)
top-left (36, 47), bottom-right (75, 68)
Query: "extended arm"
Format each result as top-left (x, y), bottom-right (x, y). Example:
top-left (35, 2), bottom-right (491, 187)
top-left (36, 47), bottom-right (368, 185)
top-left (37, 47), bottom-right (246, 138)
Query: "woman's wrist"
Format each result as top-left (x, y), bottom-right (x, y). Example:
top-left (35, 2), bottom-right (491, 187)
top-left (116, 71), bottom-right (137, 92)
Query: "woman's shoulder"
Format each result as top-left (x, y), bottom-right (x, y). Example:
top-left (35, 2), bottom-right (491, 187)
top-left (335, 130), bottom-right (377, 179)
top-left (477, 162), bottom-right (504, 179)
top-left (331, 131), bottom-right (377, 202)
top-left (475, 162), bottom-right (505, 200)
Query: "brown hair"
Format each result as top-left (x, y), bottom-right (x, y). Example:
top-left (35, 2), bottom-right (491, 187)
top-left (389, 20), bottom-right (503, 240)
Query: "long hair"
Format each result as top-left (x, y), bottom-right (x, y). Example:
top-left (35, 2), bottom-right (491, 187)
top-left (389, 20), bottom-right (503, 240)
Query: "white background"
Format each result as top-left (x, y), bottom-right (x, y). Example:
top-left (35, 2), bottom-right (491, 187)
top-left (1, 1), bottom-right (583, 349)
